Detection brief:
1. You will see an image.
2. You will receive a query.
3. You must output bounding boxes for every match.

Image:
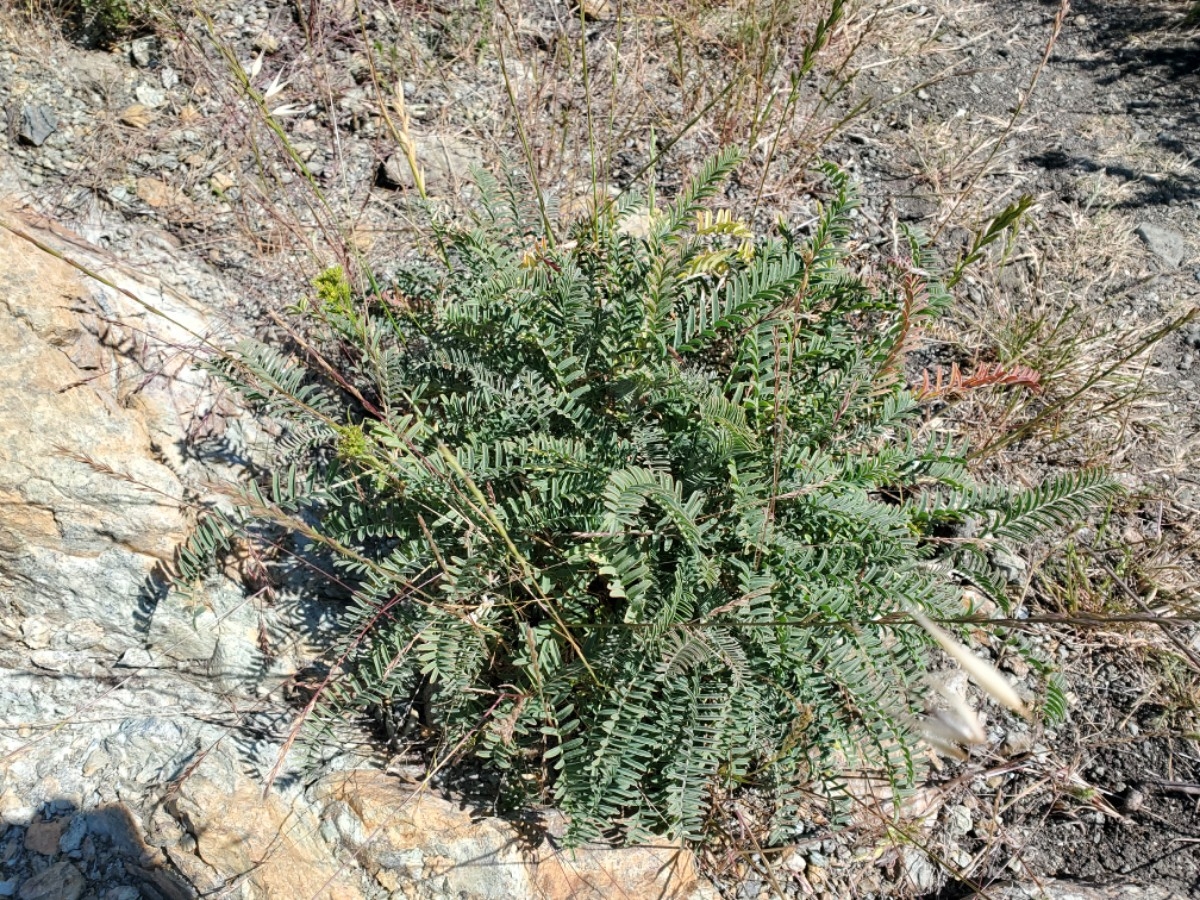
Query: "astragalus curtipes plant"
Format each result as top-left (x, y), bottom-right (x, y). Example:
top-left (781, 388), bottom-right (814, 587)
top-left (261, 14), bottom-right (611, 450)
top-left (194, 149), bottom-right (1116, 845)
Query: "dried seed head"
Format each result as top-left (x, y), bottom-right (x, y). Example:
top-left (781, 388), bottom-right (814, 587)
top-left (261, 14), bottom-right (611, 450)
top-left (911, 610), bottom-right (1029, 718)
top-left (119, 104), bottom-right (152, 128)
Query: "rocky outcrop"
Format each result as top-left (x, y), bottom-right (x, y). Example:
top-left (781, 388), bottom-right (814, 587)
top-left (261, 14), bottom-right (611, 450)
top-left (317, 770), bottom-right (717, 900)
top-left (0, 198), bottom-right (717, 900)
top-left (0, 216), bottom-right (190, 651)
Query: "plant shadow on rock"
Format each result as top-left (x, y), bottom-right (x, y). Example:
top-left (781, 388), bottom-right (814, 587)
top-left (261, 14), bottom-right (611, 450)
top-left (0, 801), bottom-right (195, 900)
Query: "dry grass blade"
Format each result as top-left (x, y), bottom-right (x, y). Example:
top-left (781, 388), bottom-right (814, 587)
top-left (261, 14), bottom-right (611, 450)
top-left (911, 610), bottom-right (1029, 717)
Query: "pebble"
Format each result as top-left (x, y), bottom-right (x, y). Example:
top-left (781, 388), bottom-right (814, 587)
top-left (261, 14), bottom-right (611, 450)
top-left (23, 818), bottom-right (66, 855)
top-left (16, 862), bottom-right (84, 900)
top-left (992, 545), bottom-right (1027, 583)
top-left (946, 804), bottom-right (972, 836)
top-left (782, 850), bottom-right (807, 873)
top-left (1134, 222), bottom-right (1187, 269)
top-left (900, 848), bottom-right (938, 892)
top-left (134, 83), bottom-right (167, 109)
top-left (18, 105), bottom-right (56, 147)
top-left (58, 815), bottom-right (86, 855)
top-left (129, 37), bottom-right (157, 68)
top-left (252, 32), bottom-right (280, 53)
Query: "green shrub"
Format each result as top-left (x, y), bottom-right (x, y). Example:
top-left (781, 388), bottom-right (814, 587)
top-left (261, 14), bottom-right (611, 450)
top-left (59, 0), bottom-right (146, 46)
top-left (197, 151), bottom-right (1116, 845)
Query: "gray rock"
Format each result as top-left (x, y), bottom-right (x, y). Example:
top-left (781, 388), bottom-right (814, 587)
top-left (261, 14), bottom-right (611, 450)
top-left (377, 135), bottom-right (480, 196)
top-left (1135, 223), bottom-right (1187, 268)
top-left (378, 151), bottom-right (417, 190)
top-left (0, 880), bottom-right (16, 898)
top-left (129, 37), bottom-right (157, 68)
top-left (993, 545), bottom-right (1027, 583)
top-left (781, 851), bottom-right (807, 873)
top-left (946, 804), bottom-right (972, 836)
top-left (160, 67), bottom-right (179, 89)
top-left (134, 83), bottom-right (167, 109)
top-left (16, 862), bottom-right (85, 900)
top-left (58, 815), bottom-right (87, 854)
top-left (900, 848), bottom-right (938, 892)
top-left (18, 105), bottom-right (56, 147)
top-left (1002, 728), bottom-right (1033, 756)
top-left (0, 198), bottom-right (721, 900)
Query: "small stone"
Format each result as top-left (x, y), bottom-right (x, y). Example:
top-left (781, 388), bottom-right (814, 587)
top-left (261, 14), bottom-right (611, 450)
top-left (136, 177), bottom-right (182, 208)
top-left (18, 105), bottom-right (57, 147)
top-left (1002, 728), bottom-right (1033, 756)
top-left (24, 817), bottom-right (67, 855)
top-left (252, 32), bottom-right (280, 53)
top-left (1121, 787), bottom-right (1146, 813)
top-left (1134, 222), bottom-right (1187, 268)
top-left (20, 617), bottom-right (53, 650)
top-left (210, 172), bottom-right (236, 194)
top-left (378, 152), bottom-right (416, 190)
top-left (916, 88), bottom-right (931, 101)
top-left (782, 850), bottom-right (807, 873)
top-left (375, 870), bottom-right (400, 892)
top-left (58, 816), bottom-right (86, 855)
top-left (161, 67), bottom-right (179, 89)
top-left (61, 619), bottom-right (104, 651)
top-left (992, 545), bottom-right (1027, 583)
top-left (900, 847), bottom-right (938, 892)
top-left (130, 37), bottom-right (157, 68)
top-left (946, 804), bottom-right (972, 836)
top-left (134, 83), bottom-right (167, 109)
top-left (29, 650), bottom-right (71, 671)
top-left (17, 862), bottom-right (85, 900)
top-left (0, 879), bottom-right (16, 898)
